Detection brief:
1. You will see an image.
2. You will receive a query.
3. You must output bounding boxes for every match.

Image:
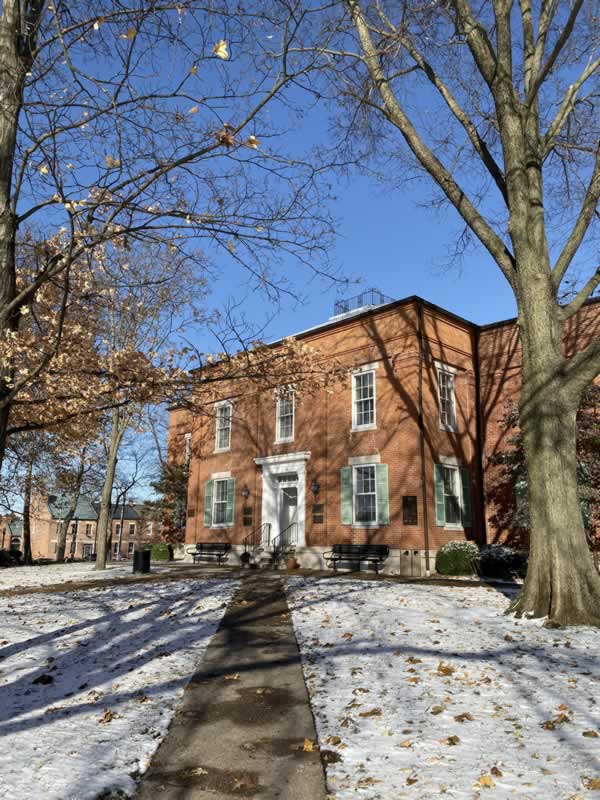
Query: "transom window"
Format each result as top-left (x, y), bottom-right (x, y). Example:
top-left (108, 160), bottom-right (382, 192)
top-left (442, 466), bottom-right (461, 526)
top-left (438, 367), bottom-right (456, 431)
top-left (353, 370), bottom-right (375, 429)
top-left (276, 390), bottom-right (295, 441)
top-left (215, 403), bottom-right (232, 451)
top-left (354, 465), bottom-right (377, 524)
top-left (213, 479), bottom-right (229, 525)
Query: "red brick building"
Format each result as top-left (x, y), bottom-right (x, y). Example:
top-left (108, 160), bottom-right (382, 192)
top-left (169, 293), bottom-right (599, 574)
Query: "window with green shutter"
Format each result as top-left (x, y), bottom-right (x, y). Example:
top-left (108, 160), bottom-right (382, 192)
top-left (434, 464), bottom-right (472, 528)
top-left (340, 463), bottom-right (390, 526)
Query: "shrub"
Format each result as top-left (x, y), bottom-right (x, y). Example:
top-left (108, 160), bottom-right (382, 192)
top-left (478, 545), bottom-right (528, 580)
top-left (435, 540), bottom-right (479, 576)
top-left (145, 542), bottom-right (171, 561)
top-left (0, 549), bottom-right (20, 567)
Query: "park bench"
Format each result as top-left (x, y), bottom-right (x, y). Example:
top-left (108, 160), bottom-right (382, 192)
top-left (189, 542), bottom-right (231, 565)
top-left (324, 543), bottom-right (390, 574)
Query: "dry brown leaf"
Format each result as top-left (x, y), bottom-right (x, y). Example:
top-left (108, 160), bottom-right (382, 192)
top-left (224, 673), bottom-right (240, 681)
top-left (400, 739), bottom-right (413, 748)
top-left (583, 730), bottom-right (599, 738)
top-left (478, 775), bottom-right (495, 788)
top-left (490, 766), bottom-right (503, 777)
top-left (99, 708), bottom-right (117, 724)
top-left (443, 735), bottom-right (461, 746)
top-left (359, 708), bottom-right (382, 718)
top-left (454, 712), bottom-right (475, 723)
top-left (303, 738), bottom-right (314, 752)
top-left (430, 705), bottom-right (445, 715)
top-left (583, 778), bottom-right (600, 790)
top-left (437, 661), bottom-right (456, 676)
top-left (326, 735), bottom-right (342, 746)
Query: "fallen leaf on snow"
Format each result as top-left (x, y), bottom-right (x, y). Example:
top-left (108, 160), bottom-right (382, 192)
top-left (359, 707), bottom-right (382, 718)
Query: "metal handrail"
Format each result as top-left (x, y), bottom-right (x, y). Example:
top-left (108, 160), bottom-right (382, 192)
top-left (272, 521), bottom-right (298, 553)
top-left (243, 522), bottom-right (271, 552)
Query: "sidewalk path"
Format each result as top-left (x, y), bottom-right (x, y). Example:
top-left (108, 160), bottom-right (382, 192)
top-left (136, 574), bottom-right (327, 799)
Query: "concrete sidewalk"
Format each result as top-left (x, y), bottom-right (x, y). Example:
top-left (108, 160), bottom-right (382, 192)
top-left (136, 574), bottom-right (327, 799)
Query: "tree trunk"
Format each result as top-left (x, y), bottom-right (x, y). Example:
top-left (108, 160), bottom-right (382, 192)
top-left (94, 411), bottom-right (127, 570)
top-left (22, 456), bottom-right (33, 565)
top-left (509, 289), bottom-right (600, 626)
top-left (55, 452), bottom-right (87, 563)
top-left (0, 7), bottom-right (26, 471)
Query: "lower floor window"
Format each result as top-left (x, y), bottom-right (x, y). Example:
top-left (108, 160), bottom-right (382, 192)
top-left (213, 479), bottom-right (229, 525)
top-left (355, 465), bottom-right (377, 524)
top-left (127, 541), bottom-right (135, 556)
top-left (435, 464), bottom-right (472, 528)
top-left (442, 467), bottom-right (461, 525)
top-left (112, 541), bottom-right (119, 556)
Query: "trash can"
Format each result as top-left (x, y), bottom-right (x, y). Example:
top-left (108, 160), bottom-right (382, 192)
top-left (133, 548), bottom-right (151, 574)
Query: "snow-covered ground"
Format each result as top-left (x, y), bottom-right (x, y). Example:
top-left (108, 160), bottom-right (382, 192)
top-left (0, 562), bottom-right (171, 591)
top-left (0, 576), bottom-right (237, 799)
top-left (286, 577), bottom-right (600, 800)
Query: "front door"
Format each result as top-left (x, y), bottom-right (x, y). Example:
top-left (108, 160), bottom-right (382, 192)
top-left (278, 485), bottom-right (298, 535)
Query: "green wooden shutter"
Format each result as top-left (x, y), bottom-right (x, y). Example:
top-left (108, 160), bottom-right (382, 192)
top-left (434, 465), bottom-right (446, 526)
top-left (226, 478), bottom-right (236, 525)
top-left (204, 480), bottom-right (214, 527)
top-left (460, 468), bottom-right (472, 528)
top-left (376, 464), bottom-right (390, 525)
top-left (340, 467), bottom-right (353, 525)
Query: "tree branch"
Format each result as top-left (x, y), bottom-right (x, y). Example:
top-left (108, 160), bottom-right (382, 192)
top-left (559, 269), bottom-right (600, 321)
top-left (345, 0), bottom-right (516, 286)
top-left (525, 0), bottom-right (585, 107)
top-left (553, 144), bottom-right (600, 287)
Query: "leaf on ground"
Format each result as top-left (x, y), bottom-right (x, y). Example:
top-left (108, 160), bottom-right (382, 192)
top-left (356, 777), bottom-right (382, 788)
top-left (437, 661), bottom-right (456, 676)
top-left (99, 708), bottom-right (118, 724)
top-left (430, 705), bottom-right (445, 715)
top-left (303, 738), bottom-right (314, 752)
top-left (406, 775), bottom-right (418, 785)
top-left (583, 730), bottom-right (599, 738)
top-left (32, 673), bottom-right (54, 685)
top-left (136, 693), bottom-right (151, 703)
top-left (442, 735), bottom-right (461, 746)
top-left (326, 735), bottom-right (342, 745)
top-left (224, 673), bottom-right (240, 681)
top-left (342, 632), bottom-right (353, 641)
top-left (359, 707), bottom-right (382, 718)
top-left (454, 712), bottom-right (475, 723)
top-left (491, 766), bottom-right (503, 777)
top-left (406, 656), bottom-right (422, 664)
top-left (583, 778), bottom-right (600, 790)
top-left (478, 775), bottom-right (495, 788)
top-left (399, 739), bottom-right (413, 748)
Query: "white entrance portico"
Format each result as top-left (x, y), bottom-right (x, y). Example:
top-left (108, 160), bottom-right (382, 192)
top-left (254, 452), bottom-right (311, 547)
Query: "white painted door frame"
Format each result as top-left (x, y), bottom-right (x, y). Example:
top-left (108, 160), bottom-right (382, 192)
top-left (254, 452), bottom-right (310, 547)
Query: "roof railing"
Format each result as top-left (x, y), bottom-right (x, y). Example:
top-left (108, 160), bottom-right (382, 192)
top-left (333, 288), bottom-right (394, 317)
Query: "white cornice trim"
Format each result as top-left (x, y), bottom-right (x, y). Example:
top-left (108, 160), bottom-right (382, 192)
top-left (255, 452), bottom-right (311, 466)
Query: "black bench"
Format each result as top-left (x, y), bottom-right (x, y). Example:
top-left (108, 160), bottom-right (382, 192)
top-left (324, 544), bottom-right (390, 574)
top-left (190, 543), bottom-right (231, 565)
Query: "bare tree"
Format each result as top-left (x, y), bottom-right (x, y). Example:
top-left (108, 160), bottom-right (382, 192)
top-left (0, 1), bottom-right (335, 467)
top-left (284, 0), bottom-right (599, 624)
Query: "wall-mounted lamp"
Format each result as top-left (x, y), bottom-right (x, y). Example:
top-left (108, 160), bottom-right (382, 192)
top-left (311, 478), bottom-right (320, 497)
top-left (241, 484), bottom-right (250, 500)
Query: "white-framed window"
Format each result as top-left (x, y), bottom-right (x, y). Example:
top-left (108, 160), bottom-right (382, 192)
top-left (85, 523), bottom-right (92, 537)
top-left (212, 478), bottom-right (229, 525)
top-left (128, 523), bottom-right (135, 538)
top-left (354, 465), bottom-right (377, 525)
top-left (437, 364), bottom-right (457, 431)
top-left (127, 541), bottom-right (135, 556)
top-left (276, 390), bottom-right (295, 442)
top-left (112, 541), bottom-right (119, 556)
top-left (352, 369), bottom-right (376, 430)
top-left (184, 431), bottom-right (192, 464)
top-left (442, 466), bottom-right (462, 526)
top-left (115, 523), bottom-right (121, 537)
top-left (215, 402), bottom-right (232, 451)
top-left (434, 463), bottom-right (472, 529)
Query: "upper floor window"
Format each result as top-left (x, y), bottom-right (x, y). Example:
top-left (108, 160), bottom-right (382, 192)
top-left (352, 368), bottom-right (376, 430)
top-left (85, 523), bottom-right (92, 537)
top-left (276, 390), bottom-right (295, 442)
top-left (437, 364), bottom-right (456, 431)
top-left (184, 431), bottom-right (192, 464)
top-left (128, 523), bottom-right (136, 537)
top-left (215, 402), bottom-right (232, 451)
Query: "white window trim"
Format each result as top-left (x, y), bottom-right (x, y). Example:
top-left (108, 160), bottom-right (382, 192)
top-left (351, 369), bottom-right (377, 432)
top-left (441, 463), bottom-right (464, 531)
top-left (352, 463), bottom-right (379, 529)
top-left (275, 390), bottom-right (295, 444)
top-left (211, 477), bottom-right (232, 528)
top-left (214, 401), bottom-right (233, 453)
top-left (436, 362), bottom-right (457, 433)
top-left (348, 454), bottom-right (380, 465)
